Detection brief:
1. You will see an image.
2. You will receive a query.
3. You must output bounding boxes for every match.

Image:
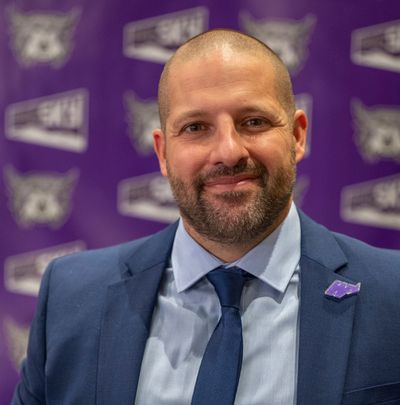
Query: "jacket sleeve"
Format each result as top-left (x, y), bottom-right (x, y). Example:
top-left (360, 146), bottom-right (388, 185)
top-left (11, 260), bottom-right (54, 404)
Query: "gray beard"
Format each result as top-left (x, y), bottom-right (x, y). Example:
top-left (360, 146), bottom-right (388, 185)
top-left (168, 159), bottom-right (296, 245)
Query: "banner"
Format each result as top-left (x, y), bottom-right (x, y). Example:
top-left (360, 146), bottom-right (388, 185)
top-left (1, 0), bottom-right (399, 401)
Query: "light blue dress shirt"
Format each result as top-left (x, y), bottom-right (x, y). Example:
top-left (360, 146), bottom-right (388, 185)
top-left (135, 203), bottom-right (301, 405)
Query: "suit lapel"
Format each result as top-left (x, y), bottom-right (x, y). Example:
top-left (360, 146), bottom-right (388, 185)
top-left (297, 213), bottom-right (359, 405)
top-left (96, 223), bottom-right (178, 405)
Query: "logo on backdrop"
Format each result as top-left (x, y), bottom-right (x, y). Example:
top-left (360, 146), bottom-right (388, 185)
top-left (351, 19), bottom-right (400, 73)
top-left (341, 174), bottom-right (400, 230)
top-left (4, 241), bottom-right (85, 296)
top-left (351, 99), bottom-right (400, 162)
top-left (123, 7), bottom-right (209, 63)
top-left (5, 89), bottom-right (89, 152)
top-left (7, 7), bottom-right (80, 68)
top-left (118, 172), bottom-right (179, 223)
top-left (3, 318), bottom-right (30, 371)
top-left (240, 12), bottom-right (316, 74)
top-left (124, 92), bottom-right (159, 155)
top-left (4, 166), bottom-right (79, 229)
top-left (294, 93), bottom-right (313, 157)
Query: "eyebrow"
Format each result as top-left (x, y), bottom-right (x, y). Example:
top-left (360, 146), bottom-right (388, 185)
top-left (173, 110), bottom-right (208, 121)
top-left (169, 110), bottom-right (209, 130)
top-left (236, 105), bottom-right (276, 116)
top-left (179, 104), bottom-right (276, 118)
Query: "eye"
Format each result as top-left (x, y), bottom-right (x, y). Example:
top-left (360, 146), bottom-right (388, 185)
top-left (243, 117), bottom-right (269, 128)
top-left (182, 122), bottom-right (207, 133)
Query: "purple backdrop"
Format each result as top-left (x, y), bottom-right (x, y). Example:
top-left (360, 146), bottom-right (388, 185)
top-left (1, 0), bottom-right (399, 401)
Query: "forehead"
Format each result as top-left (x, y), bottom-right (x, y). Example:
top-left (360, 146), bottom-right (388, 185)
top-left (167, 50), bottom-right (280, 115)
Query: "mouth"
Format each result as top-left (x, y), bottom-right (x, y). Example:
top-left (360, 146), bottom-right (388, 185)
top-left (203, 174), bottom-right (260, 192)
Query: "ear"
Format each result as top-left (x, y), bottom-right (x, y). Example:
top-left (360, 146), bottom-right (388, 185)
top-left (153, 128), bottom-right (168, 177)
top-left (292, 109), bottom-right (308, 163)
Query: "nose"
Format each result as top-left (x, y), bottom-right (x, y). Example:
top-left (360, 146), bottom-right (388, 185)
top-left (209, 121), bottom-right (249, 167)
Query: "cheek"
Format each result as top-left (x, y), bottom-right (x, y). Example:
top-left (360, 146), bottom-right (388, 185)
top-left (251, 136), bottom-right (295, 168)
top-left (250, 146), bottom-right (286, 170)
top-left (166, 143), bottom-right (207, 176)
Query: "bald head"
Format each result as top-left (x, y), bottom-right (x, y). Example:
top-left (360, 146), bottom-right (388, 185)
top-left (158, 29), bottom-right (295, 131)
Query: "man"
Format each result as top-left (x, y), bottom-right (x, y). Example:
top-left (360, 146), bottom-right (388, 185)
top-left (13, 29), bottom-right (400, 405)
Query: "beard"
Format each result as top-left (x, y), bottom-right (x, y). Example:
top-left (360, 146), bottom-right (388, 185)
top-left (167, 153), bottom-right (296, 245)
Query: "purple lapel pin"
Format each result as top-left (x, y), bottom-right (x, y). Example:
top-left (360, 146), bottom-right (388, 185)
top-left (325, 280), bottom-right (361, 300)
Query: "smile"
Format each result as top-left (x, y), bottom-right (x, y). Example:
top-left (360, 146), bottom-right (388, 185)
top-left (204, 174), bottom-right (260, 192)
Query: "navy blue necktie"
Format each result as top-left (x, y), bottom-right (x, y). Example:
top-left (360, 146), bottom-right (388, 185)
top-left (191, 266), bottom-right (252, 405)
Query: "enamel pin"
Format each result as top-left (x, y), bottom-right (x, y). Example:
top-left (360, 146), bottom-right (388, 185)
top-left (325, 280), bottom-right (361, 300)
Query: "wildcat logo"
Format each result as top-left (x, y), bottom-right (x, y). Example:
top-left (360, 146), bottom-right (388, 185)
top-left (123, 7), bottom-right (208, 63)
top-left (3, 318), bottom-right (29, 370)
top-left (240, 12), bottom-right (316, 74)
top-left (4, 241), bottom-right (85, 296)
top-left (352, 99), bottom-right (400, 162)
top-left (295, 93), bottom-right (313, 157)
top-left (351, 19), bottom-right (400, 73)
top-left (118, 172), bottom-right (178, 223)
top-left (124, 92), bottom-right (159, 155)
top-left (4, 166), bottom-right (79, 229)
top-left (7, 7), bottom-right (80, 68)
top-left (5, 89), bottom-right (89, 152)
top-left (341, 174), bottom-right (400, 230)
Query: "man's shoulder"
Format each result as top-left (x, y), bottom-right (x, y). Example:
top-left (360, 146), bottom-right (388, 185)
top-left (332, 231), bottom-right (400, 284)
top-left (299, 209), bottom-right (399, 258)
top-left (299, 209), bottom-right (400, 283)
top-left (333, 230), bottom-right (400, 262)
top-left (46, 222), bottom-right (178, 289)
top-left (54, 236), bottom-right (145, 267)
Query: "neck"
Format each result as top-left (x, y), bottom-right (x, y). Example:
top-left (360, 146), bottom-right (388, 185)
top-left (182, 204), bottom-right (291, 263)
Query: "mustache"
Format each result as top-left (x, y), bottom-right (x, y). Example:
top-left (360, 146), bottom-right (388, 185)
top-left (195, 161), bottom-right (268, 187)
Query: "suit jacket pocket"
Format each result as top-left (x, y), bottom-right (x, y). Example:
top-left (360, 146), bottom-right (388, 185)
top-left (342, 381), bottom-right (400, 405)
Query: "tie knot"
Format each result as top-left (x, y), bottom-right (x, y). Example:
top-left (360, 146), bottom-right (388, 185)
top-left (207, 266), bottom-right (253, 309)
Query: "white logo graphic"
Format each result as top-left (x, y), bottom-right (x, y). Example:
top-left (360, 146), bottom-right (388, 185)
top-left (123, 7), bottom-right (208, 63)
top-left (294, 93), bottom-right (313, 157)
top-left (4, 166), bottom-right (79, 229)
top-left (3, 318), bottom-right (30, 370)
top-left (7, 7), bottom-right (80, 68)
top-left (118, 172), bottom-right (178, 223)
top-left (240, 12), bottom-right (316, 74)
top-left (351, 99), bottom-right (400, 162)
top-left (341, 174), bottom-right (400, 230)
top-left (351, 19), bottom-right (400, 73)
top-left (124, 92), bottom-right (159, 155)
top-left (4, 241), bottom-right (85, 296)
top-left (5, 89), bottom-right (89, 152)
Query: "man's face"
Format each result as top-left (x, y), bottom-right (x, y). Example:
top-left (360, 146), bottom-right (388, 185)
top-left (154, 49), bottom-right (307, 245)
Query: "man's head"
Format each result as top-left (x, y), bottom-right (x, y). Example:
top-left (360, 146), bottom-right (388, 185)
top-left (158, 29), bottom-right (296, 132)
top-left (153, 29), bottom-right (307, 254)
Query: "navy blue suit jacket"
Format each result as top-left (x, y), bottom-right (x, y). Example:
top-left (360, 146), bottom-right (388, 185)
top-left (12, 212), bottom-right (400, 404)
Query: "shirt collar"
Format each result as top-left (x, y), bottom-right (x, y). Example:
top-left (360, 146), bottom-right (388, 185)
top-left (171, 203), bottom-right (301, 294)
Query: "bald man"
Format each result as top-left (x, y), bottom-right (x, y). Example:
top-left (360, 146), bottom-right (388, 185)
top-left (13, 30), bottom-right (400, 405)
